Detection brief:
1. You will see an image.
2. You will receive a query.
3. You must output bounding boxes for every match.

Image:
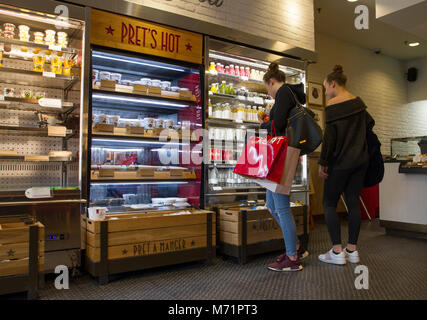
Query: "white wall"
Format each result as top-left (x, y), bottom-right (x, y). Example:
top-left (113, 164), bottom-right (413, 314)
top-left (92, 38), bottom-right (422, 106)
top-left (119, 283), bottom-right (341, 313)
top-left (307, 32), bottom-right (427, 155)
top-left (124, 0), bottom-right (315, 52)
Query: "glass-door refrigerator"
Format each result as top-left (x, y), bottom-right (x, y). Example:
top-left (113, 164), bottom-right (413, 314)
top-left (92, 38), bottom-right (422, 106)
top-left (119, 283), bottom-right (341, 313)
top-left (88, 48), bottom-right (203, 214)
top-left (204, 39), bottom-right (309, 209)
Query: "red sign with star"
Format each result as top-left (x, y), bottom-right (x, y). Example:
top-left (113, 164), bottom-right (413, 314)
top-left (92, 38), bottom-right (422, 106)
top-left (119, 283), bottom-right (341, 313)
top-left (91, 9), bottom-right (203, 64)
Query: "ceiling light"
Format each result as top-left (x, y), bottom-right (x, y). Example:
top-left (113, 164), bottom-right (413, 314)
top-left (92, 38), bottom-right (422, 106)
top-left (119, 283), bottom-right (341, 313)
top-left (92, 53), bottom-right (186, 72)
top-left (405, 41), bottom-right (420, 47)
top-left (92, 94), bottom-right (188, 108)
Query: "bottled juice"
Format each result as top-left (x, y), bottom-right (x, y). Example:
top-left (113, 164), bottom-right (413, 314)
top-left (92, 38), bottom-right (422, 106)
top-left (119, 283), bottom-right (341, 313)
top-left (219, 81), bottom-right (227, 94)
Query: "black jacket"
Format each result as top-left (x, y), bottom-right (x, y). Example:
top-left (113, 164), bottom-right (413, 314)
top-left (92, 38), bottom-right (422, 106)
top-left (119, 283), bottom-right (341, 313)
top-left (261, 83), bottom-right (306, 136)
top-left (319, 97), bottom-right (374, 170)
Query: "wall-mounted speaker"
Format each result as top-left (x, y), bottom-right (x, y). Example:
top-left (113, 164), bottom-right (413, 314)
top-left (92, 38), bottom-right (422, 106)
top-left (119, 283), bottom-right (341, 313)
top-left (407, 67), bottom-right (418, 82)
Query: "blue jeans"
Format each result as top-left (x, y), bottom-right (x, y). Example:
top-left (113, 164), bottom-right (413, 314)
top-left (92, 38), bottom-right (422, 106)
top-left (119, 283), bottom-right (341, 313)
top-left (266, 190), bottom-right (299, 256)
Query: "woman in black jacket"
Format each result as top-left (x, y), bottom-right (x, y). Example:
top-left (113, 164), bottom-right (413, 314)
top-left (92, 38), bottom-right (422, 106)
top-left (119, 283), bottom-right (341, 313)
top-left (318, 65), bottom-right (374, 266)
top-left (259, 63), bottom-right (308, 272)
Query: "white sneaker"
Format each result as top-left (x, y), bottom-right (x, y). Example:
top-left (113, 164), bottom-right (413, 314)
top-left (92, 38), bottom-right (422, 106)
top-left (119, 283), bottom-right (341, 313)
top-left (318, 249), bottom-right (347, 265)
top-left (344, 248), bottom-right (360, 264)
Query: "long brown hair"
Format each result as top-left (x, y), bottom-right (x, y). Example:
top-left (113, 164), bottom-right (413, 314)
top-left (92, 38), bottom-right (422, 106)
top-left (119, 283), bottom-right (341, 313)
top-left (326, 65), bottom-right (347, 86)
top-left (263, 62), bottom-right (286, 83)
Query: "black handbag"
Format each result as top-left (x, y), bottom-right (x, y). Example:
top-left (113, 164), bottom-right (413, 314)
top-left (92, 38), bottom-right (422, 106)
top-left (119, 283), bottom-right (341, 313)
top-left (285, 86), bottom-right (323, 156)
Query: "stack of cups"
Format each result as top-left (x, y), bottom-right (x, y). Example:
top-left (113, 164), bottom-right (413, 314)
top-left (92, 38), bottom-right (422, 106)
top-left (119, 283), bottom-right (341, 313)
top-left (44, 29), bottom-right (56, 46)
top-left (3, 23), bottom-right (15, 39)
top-left (57, 32), bottom-right (68, 49)
top-left (18, 25), bottom-right (30, 42)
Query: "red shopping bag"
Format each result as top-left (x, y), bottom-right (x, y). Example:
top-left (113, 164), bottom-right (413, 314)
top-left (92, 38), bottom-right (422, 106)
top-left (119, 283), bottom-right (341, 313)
top-left (233, 122), bottom-right (289, 184)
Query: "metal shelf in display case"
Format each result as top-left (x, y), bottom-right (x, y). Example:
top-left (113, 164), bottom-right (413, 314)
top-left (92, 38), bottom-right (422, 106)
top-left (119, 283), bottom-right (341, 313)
top-left (0, 67), bottom-right (79, 90)
top-left (89, 47), bottom-right (203, 213)
top-left (0, 96), bottom-right (77, 114)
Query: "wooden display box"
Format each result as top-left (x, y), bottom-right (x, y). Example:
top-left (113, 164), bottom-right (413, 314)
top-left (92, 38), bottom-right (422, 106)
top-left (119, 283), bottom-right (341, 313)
top-left (93, 123), bottom-right (114, 133)
top-left (216, 206), bottom-right (309, 264)
top-left (82, 210), bottom-right (216, 285)
top-left (0, 222), bottom-right (45, 299)
top-left (179, 90), bottom-right (192, 100)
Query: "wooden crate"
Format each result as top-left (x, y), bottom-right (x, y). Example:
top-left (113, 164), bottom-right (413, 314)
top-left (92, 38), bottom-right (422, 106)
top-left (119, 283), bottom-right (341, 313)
top-left (0, 222), bottom-right (44, 278)
top-left (82, 210), bottom-right (216, 263)
top-left (218, 206), bottom-right (307, 246)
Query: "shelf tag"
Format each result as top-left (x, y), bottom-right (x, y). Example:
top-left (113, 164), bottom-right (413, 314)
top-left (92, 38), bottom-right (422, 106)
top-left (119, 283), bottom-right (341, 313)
top-left (237, 95), bottom-right (246, 101)
top-left (235, 119), bottom-right (243, 123)
top-left (0, 95), bottom-right (4, 101)
top-left (254, 97), bottom-right (264, 105)
top-left (49, 44), bottom-right (63, 51)
top-left (213, 186), bottom-right (222, 191)
top-left (43, 72), bottom-right (56, 78)
top-left (25, 187), bottom-right (52, 199)
top-left (38, 98), bottom-right (62, 109)
top-left (48, 125), bottom-right (67, 137)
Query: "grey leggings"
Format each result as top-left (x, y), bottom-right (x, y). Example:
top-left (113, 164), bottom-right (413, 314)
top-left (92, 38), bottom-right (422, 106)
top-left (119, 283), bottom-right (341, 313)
top-left (323, 164), bottom-right (368, 246)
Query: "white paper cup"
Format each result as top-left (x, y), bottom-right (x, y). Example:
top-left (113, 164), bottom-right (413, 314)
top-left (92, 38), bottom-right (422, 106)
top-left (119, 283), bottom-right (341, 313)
top-left (88, 207), bottom-right (106, 221)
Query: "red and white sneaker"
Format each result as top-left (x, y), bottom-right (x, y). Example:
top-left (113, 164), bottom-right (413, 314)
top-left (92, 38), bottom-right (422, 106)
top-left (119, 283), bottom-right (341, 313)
top-left (276, 246), bottom-right (309, 262)
top-left (268, 255), bottom-right (303, 272)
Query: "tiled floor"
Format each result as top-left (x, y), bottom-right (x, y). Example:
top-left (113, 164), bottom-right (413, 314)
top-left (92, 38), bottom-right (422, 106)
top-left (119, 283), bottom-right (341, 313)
top-left (3, 219), bottom-right (427, 300)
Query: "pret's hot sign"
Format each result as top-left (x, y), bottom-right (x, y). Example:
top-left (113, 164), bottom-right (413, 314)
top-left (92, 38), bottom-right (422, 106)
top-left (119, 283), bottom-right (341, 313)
top-left (90, 9), bottom-right (203, 64)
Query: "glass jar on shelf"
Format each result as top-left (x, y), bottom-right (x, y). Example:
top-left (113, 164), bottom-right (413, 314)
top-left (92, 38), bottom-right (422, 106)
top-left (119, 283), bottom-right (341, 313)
top-left (228, 83), bottom-right (235, 95)
top-left (222, 103), bottom-right (231, 120)
top-left (240, 66), bottom-right (245, 79)
top-left (210, 82), bottom-right (219, 94)
top-left (250, 69), bottom-right (256, 80)
top-left (209, 62), bottom-right (216, 73)
top-left (229, 65), bottom-right (235, 76)
top-left (234, 65), bottom-right (240, 77)
top-left (252, 106), bottom-right (258, 121)
top-left (208, 99), bottom-right (213, 117)
top-left (245, 67), bottom-right (250, 79)
top-left (237, 104), bottom-right (245, 121)
top-left (231, 104), bottom-right (238, 120)
top-left (213, 103), bottom-right (221, 118)
top-left (244, 105), bottom-right (251, 121)
top-left (219, 81), bottom-right (227, 94)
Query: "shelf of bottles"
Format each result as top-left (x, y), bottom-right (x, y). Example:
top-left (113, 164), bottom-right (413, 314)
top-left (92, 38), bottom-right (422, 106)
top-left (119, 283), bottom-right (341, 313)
top-left (89, 49), bottom-right (203, 213)
top-left (0, 4), bottom-right (84, 192)
top-left (205, 50), bottom-right (308, 206)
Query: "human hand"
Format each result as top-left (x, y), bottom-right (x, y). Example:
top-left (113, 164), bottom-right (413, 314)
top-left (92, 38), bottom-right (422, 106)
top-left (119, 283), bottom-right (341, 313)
top-left (258, 112), bottom-right (270, 124)
top-left (319, 165), bottom-right (329, 179)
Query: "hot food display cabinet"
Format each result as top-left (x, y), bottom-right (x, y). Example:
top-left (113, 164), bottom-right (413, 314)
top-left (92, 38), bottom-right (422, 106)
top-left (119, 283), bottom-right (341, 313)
top-left (88, 48), bottom-right (203, 212)
top-left (83, 10), bottom-right (214, 284)
top-left (204, 39), bottom-right (309, 209)
top-left (0, 1), bottom-right (86, 273)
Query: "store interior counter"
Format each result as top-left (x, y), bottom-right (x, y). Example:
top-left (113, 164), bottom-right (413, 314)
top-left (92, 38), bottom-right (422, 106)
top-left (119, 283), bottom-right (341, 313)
top-left (380, 161), bottom-right (427, 240)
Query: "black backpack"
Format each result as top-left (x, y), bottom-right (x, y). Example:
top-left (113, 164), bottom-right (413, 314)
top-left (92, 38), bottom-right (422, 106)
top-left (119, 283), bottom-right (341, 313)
top-left (364, 128), bottom-right (384, 187)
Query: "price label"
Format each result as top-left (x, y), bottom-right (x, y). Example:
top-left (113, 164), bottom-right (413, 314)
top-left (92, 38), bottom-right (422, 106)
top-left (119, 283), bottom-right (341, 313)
top-left (38, 98), bottom-right (62, 109)
top-left (0, 95), bottom-right (4, 101)
top-left (235, 119), bottom-right (243, 123)
top-left (213, 186), bottom-right (222, 191)
top-left (254, 97), bottom-right (264, 105)
top-left (43, 72), bottom-right (56, 78)
top-left (48, 125), bottom-right (67, 137)
top-left (49, 44), bottom-right (62, 52)
top-left (237, 95), bottom-right (246, 101)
